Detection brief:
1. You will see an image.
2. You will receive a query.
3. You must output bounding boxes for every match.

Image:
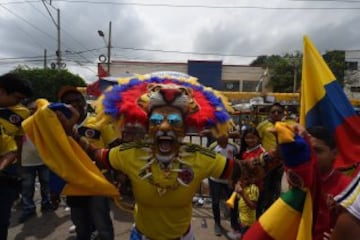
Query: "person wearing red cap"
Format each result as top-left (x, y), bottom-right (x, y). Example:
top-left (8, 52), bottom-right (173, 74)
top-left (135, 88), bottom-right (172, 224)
top-left (58, 85), bottom-right (119, 240)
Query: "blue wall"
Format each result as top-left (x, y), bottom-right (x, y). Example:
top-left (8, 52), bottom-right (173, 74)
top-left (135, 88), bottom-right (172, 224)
top-left (187, 60), bottom-right (223, 90)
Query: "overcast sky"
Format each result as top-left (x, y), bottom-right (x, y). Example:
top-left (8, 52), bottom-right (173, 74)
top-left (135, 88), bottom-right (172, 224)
top-left (0, 0), bottom-right (359, 82)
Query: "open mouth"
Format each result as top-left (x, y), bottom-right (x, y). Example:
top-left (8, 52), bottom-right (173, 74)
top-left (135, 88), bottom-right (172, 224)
top-left (157, 136), bottom-right (175, 154)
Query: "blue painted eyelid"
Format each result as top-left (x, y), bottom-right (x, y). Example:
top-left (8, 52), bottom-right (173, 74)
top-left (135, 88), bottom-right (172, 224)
top-left (167, 114), bottom-right (182, 124)
top-left (150, 113), bottom-right (164, 125)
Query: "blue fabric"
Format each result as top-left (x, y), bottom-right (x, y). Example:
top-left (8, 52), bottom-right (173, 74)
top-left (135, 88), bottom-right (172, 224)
top-left (306, 81), bottom-right (356, 133)
top-left (279, 135), bottom-right (311, 167)
top-left (21, 165), bottom-right (51, 212)
top-left (129, 227), bottom-right (143, 240)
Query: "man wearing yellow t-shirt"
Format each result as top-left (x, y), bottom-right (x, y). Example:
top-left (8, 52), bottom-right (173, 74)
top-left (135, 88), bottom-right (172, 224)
top-left (56, 75), bottom-right (235, 239)
top-left (256, 103), bottom-right (289, 216)
top-left (0, 72), bottom-right (32, 240)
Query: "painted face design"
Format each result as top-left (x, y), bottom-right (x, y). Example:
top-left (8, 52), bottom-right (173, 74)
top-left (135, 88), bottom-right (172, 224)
top-left (148, 106), bottom-right (185, 164)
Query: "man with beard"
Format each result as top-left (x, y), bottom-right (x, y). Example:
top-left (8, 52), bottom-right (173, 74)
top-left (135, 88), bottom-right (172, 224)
top-left (53, 74), bottom-right (237, 239)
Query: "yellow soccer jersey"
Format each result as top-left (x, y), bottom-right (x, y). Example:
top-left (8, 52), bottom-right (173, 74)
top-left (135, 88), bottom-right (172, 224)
top-left (108, 142), bottom-right (228, 239)
top-left (0, 104), bottom-right (30, 136)
top-left (257, 120), bottom-right (276, 151)
top-left (257, 119), bottom-right (295, 151)
top-left (0, 132), bottom-right (17, 156)
top-left (238, 184), bottom-right (259, 226)
top-left (75, 113), bottom-right (118, 148)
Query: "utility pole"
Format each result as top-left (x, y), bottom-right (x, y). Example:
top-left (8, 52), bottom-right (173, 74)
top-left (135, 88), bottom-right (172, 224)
top-left (98, 21), bottom-right (112, 75)
top-left (293, 62), bottom-right (297, 93)
top-left (107, 21), bottom-right (112, 75)
top-left (42, 0), bottom-right (62, 69)
top-left (44, 49), bottom-right (47, 69)
top-left (56, 8), bottom-right (61, 69)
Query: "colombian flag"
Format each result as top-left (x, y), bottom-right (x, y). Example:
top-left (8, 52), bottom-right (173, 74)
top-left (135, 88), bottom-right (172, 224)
top-left (243, 188), bottom-right (312, 240)
top-left (22, 99), bottom-right (119, 198)
top-left (243, 122), bottom-right (316, 240)
top-left (300, 36), bottom-right (360, 169)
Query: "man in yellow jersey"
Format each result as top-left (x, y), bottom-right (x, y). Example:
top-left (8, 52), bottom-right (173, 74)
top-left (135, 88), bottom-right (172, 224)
top-left (56, 74), bottom-right (236, 239)
top-left (0, 72), bottom-right (32, 240)
top-left (256, 102), bottom-right (289, 216)
top-left (58, 86), bottom-right (119, 240)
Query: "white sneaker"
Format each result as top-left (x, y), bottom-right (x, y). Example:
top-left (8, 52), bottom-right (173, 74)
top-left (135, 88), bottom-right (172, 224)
top-left (227, 230), bottom-right (242, 240)
top-left (69, 225), bottom-right (76, 233)
top-left (197, 198), bottom-right (204, 205)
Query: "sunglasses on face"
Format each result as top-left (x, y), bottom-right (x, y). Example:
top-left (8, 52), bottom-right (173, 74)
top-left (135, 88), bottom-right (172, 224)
top-left (271, 110), bottom-right (283, 114)
top-left (149, 113), bottom-right (183, 126)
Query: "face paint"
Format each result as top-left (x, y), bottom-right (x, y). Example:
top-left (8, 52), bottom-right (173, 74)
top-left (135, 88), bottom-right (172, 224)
top-left (148, 106), bottom-right (185, 164)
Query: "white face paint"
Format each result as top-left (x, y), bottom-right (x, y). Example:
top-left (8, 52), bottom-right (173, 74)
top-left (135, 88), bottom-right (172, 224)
top-left (148, 106), bottom-right (185, 165)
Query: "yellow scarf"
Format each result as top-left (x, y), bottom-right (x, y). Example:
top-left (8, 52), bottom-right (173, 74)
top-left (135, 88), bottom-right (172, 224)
top-left (22, 99), bottom-right (119, 197)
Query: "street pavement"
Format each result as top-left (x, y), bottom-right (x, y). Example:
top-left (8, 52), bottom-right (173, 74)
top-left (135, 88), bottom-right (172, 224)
top-left (8, 196), bottom-right (235, 240)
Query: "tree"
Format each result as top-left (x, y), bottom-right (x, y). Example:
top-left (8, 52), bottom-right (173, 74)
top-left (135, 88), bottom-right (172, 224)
top-left (251, 50), bottom-right (345, 92)
top-left (323, 50), bottom-right (345, 86)
top-left (12, 67), bottom-right (86, 102)
top-left (250, 53), bottom-right (302, 93)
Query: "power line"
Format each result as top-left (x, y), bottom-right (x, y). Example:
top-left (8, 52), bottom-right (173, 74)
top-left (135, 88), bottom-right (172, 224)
top-left (47, 0), bottom-right (360, 10)
top-left (0, 3), bottom-right (56, 41)
top-left (2, 0), bottom-right (360, 10)
top-left (112, 46), bottom-right (261, 58)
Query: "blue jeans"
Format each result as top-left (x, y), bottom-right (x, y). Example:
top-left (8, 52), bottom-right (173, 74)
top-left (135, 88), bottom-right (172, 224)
top-left (21, 165), bottom-right (51, 213)
top-left (68, 196), bottom-right (114, 240)
top-left (0, 179), bottom-right (20, 239)
top-left (208, 179), bottom-right (240, 231)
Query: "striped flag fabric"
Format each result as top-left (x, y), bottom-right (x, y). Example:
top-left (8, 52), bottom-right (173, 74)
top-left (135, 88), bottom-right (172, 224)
top-left (243, 122), bottom-right (316, 240)
top-left (300, 35), bottom-right (360, 169)
top-left (243, 188), bottom-right (312, 240)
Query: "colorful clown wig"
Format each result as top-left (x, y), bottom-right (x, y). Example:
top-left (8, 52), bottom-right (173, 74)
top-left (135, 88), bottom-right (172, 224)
top-left (95, 72), bottom-right (234, 137)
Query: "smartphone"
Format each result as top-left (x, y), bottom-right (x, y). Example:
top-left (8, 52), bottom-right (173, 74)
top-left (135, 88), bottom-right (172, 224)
top-left (48, 103), bottom-right (72, 119)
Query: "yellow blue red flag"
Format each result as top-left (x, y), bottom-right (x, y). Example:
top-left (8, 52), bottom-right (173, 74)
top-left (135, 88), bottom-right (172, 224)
top-left (300, 35), bottom-right (360, 169)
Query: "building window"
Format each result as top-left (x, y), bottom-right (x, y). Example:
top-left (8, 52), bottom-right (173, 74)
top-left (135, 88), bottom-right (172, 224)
top-left (350, 86), bottom-right (360, 92)
top-left (346, 61), bottom-right (358, 71)
top-left (242, 80), bottom-right (258, 92)
top-left (223, 81), bottom-right (239, 91)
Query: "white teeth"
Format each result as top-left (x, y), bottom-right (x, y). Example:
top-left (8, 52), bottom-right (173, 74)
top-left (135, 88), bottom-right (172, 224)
top-left (159, 136), bottom-right (173, 140)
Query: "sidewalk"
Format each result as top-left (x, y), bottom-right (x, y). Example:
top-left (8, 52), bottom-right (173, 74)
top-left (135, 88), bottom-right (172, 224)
top-left (8, 197), bottom-right (234, 240)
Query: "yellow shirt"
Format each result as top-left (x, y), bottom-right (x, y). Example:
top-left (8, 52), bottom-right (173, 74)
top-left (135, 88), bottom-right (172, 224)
top-left (257, 120), bottom-right (276, 151)
top-left (238, 184), bottom-right (259, 226)
top-left (108, 142), bottom-right (227, 240)
top-left (0, 131), bottom-right (17, 156)
top-left (75, 113), bottom-right (117, 148)
top-left (0, 127), bottom-right (18, 170)
top-left (257, 119), bottom-right (295, 151)
top-left (0, 104), bottom-right (30, 136)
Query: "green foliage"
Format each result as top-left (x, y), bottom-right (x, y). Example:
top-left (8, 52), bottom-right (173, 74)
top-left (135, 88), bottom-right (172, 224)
top-left (323, 50), bottom-right (345, 86)
top-left (250, 50), bottom-right (344, 92)
top-left (12, 67), bottom-right (86, 102)
top-left (250, 53), bottom-right (302, 93)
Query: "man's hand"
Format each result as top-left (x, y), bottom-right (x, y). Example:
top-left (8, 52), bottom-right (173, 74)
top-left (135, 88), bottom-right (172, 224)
top-left (323, 229), bottom-right (333, 240)
top-left (55, 105), bottom-right (80, 135)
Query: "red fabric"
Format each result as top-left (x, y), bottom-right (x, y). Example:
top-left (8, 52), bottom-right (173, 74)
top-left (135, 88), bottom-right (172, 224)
top-left (313, 170), bottom-right (352, 240)
top-left (242, 221), bottom-right (273, 240)
top-left (98, 64), bottom-right (109, 78)
top-left (86, 80), bottom-right (101, 97)
top-left (220, 158), bottom-right (235, 179)
top-left (241, 145), bottom-right (266, 190)
top-left (334, 116), bottom-right (360, 169)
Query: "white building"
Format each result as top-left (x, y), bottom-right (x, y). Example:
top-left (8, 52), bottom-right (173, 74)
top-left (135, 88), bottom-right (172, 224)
top-left (344, 50), bottom-right (360, 99)
top-left (99, 60), bottom-right (268, 92)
